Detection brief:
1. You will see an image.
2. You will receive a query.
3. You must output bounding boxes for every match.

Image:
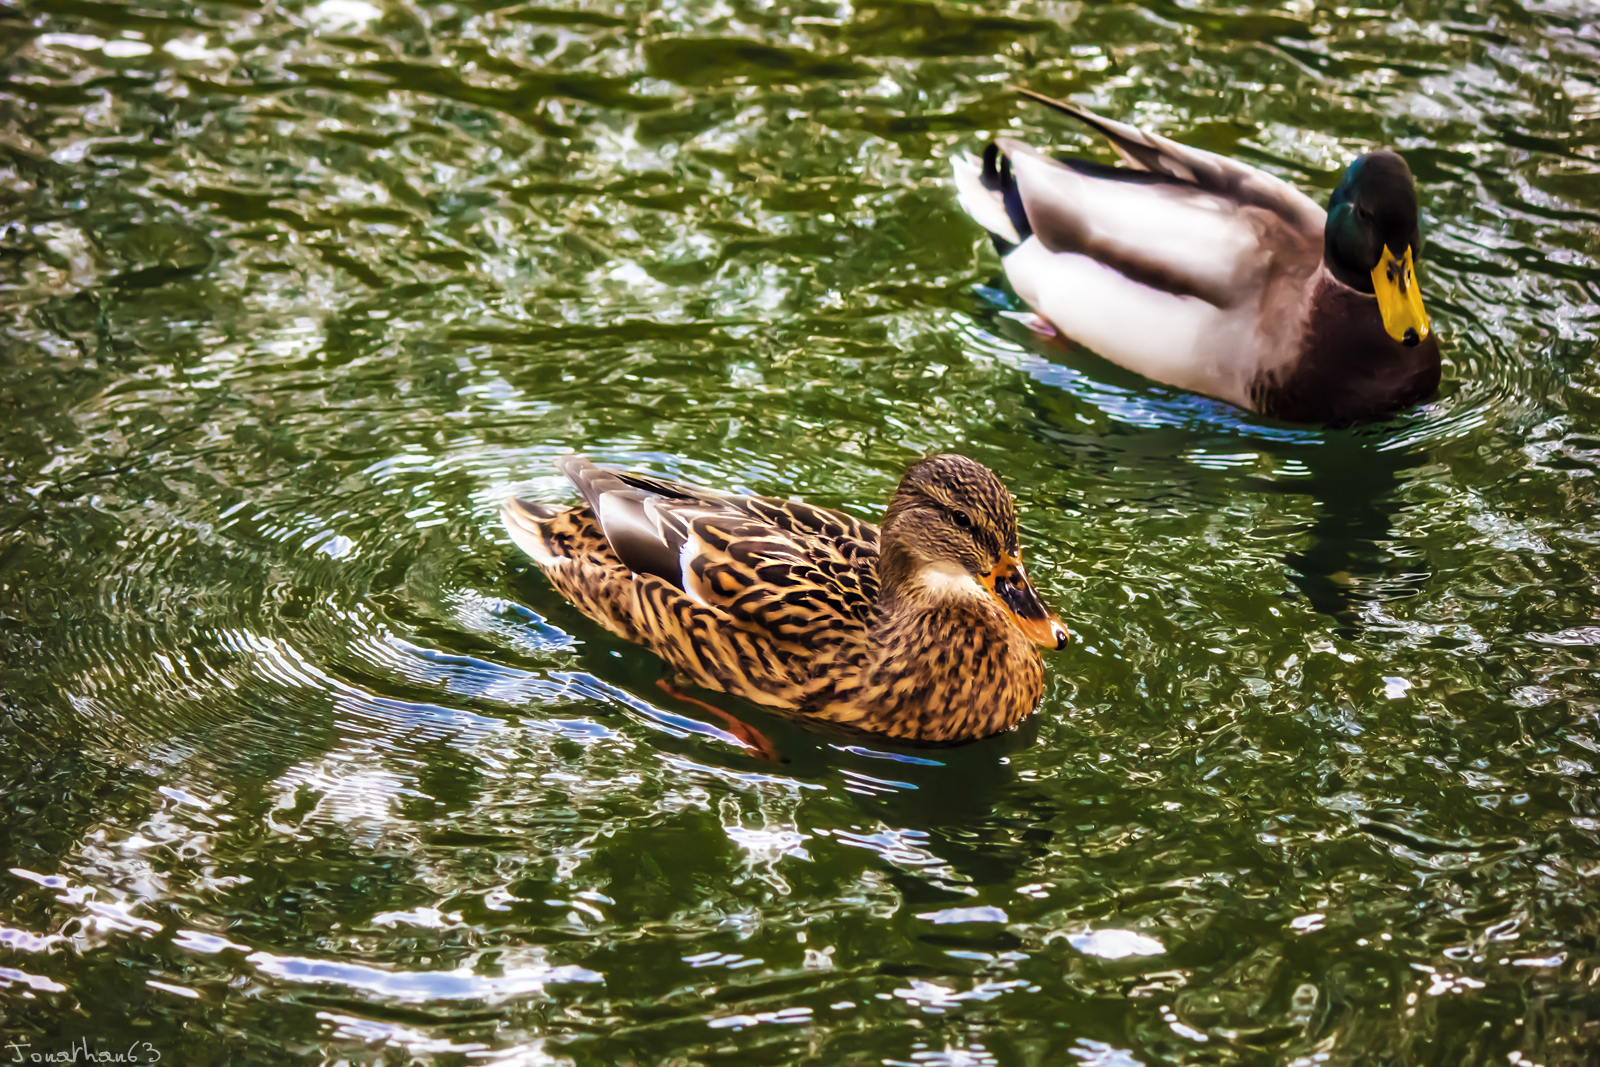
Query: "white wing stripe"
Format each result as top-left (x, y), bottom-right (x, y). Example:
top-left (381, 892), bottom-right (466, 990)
top-left (679, 529), bottom-right (712, 606)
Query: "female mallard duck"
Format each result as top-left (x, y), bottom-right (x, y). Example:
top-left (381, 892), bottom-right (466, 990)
top-left (503, 454), bottom-right (1068, 744)
top-left (952, 89), bottom-right (1441, 426)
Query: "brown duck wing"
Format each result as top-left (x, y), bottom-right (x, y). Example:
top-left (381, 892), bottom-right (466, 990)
top-left (558, 459), bottom-right (880, 639)
top-left (731, 495), bottom-right (881, 620)
top-left (678, 515), bottom-right (878, 648)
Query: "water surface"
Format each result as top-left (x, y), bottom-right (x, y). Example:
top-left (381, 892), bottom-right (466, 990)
top-left (1, 0), bottom-right (1599, 1062)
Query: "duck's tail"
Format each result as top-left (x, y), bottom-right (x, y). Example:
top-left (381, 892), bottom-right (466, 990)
top-left (952, 146), bottom-right (1030, 254)
top-left (502, 496), bottom-right (568, 568)
top-left (504, 456), bottom-right (653, 568)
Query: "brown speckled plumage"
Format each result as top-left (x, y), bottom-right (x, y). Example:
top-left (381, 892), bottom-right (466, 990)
top-left (503, 455), bottom-right (1067, 743)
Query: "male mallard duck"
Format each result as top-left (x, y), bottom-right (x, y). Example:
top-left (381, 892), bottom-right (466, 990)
top-left (502, 455), bottom-right (1068, 744)
top-left (952, 89), bottom-right (1441, 425)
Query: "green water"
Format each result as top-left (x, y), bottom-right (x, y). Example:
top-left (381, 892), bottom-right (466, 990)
top-left (2, 0), bottom-right (1598, 1061)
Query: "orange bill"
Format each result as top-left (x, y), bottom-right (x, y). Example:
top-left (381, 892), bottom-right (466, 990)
top-left (982, 554), bottom-right (1069, 650)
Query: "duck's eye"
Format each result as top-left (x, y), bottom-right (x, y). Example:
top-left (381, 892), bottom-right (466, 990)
top-left (950, 509), bottom-right (972, 529)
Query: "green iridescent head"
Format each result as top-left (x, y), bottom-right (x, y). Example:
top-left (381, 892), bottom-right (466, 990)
top-left (1325, 151), bottom-right (1431, 347)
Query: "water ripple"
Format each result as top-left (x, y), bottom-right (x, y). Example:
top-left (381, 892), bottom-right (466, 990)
top-left (1, 0), bottom-right (1598, 1062)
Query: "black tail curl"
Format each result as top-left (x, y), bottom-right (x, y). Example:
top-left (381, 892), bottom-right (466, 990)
top-left (980, 143), bottom-right (1033, 255)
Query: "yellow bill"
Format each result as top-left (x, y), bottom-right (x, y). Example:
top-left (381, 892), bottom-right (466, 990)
top-left (1372, 245), bottom-right (1430, 347)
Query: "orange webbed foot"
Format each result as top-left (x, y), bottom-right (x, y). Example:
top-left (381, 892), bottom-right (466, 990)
top-left (655, 678), bottom-right (781, 762)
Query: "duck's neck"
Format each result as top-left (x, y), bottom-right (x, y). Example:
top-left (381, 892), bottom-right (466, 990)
top-left (874, 540), bottom-right (970, 612)
top-left (1258, 265), bottom-right (1441, 424)
top-left (1322, 246), bottom-right (1376, 294)
top-left (880, 558), bottom-right (993, 619)
top-left (834, 545), bottom-right (1044, 742)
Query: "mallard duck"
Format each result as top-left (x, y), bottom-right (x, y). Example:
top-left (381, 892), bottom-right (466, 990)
top-left (502, 454), bottom-right (1068, 744)
top-left (952, 89), bottom-right (1441, 426)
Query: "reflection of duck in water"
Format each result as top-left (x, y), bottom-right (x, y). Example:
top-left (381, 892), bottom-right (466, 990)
top-left (1278, 433), bottom-right (1432, 631)
top-left (954, 89), bottom-right (1441, 426)
top-left (503, 455), bottom-right (1068, 745)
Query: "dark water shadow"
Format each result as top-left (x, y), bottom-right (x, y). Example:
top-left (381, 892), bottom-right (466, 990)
top-left (997, 310), bottom-right (1439, 632)
top-left (1261, 433), bottom-right (1433, 633)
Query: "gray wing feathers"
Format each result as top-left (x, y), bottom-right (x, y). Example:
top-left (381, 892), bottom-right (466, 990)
top-left (558, 455), bottom-right (710, 510)
top-left (1013, 88), bottom-right (1325, 234)
top-left (557, 455), bottom-right (632, 512)
top-left (996, 90), bottom-right (1330, 309)
top-left (1014, 88), bottom-right (1189, 176)
top-left (1000, 141), bottom-right (1270, 307)
top-left (592, 490), bottom-right (698, 587)
top-left (558, 457), bottom-right (702, 588)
